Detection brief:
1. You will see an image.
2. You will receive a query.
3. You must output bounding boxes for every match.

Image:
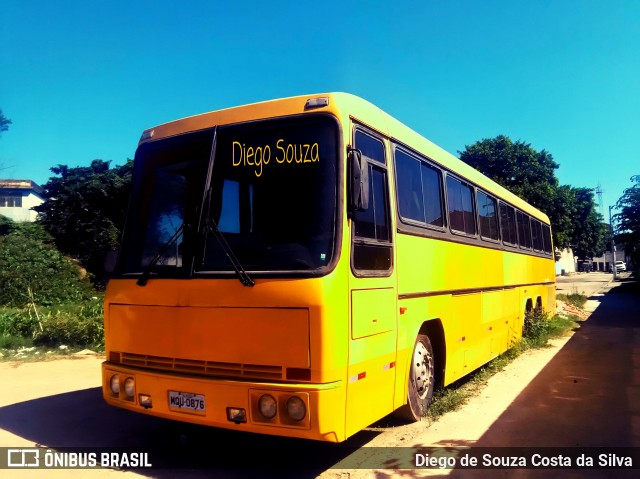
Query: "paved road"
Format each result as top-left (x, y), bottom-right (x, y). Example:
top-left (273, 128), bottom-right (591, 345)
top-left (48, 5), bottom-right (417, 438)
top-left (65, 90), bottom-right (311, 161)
top-left (555, 271), bottom-right (627, 297)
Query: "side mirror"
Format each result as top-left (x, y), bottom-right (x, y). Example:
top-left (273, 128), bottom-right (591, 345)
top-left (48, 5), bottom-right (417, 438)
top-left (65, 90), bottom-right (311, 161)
top-left (104, 248), bottom-right (120, 274)
top-left (349, 147), bottom-right (369, 211)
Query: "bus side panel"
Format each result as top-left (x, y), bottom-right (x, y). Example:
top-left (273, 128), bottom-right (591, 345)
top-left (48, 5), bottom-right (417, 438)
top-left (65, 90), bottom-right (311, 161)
top-left (345, 288), bottom-right (397, 438)
top-left (450, 293), bottom-right (482, 373)
top-left (503, 287), bottom-right (521, 347)
top-left (546, 284), bottom-right (556, 312)
top-left (481, 289), bottom-right (508, 357)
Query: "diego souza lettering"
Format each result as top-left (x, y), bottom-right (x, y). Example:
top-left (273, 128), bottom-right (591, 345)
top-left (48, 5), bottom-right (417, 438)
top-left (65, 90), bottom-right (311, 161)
top-left (482, 454), bottom-right (574, 467)
top-left (482, 454), bottom-right (527, 467)
top-left (232, 139), bottom-right (320, 177)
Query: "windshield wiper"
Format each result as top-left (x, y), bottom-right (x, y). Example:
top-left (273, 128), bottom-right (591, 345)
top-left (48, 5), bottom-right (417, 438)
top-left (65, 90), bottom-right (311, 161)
top-left (203, 219), bottom-right (255, 287)
top-left (197, 125), bottom-right (253, 287)
top-left (137, 223), bottom-right (188, 286)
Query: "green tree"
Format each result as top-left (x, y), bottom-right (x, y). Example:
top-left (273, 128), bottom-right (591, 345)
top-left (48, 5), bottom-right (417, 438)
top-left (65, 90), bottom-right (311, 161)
top-left (0, 214), bottom-right (13, 235)
top-left (459, 135), bottom-right (559, 198)
top-left (570, 187), bottom-right (607, 260)
top-left (459, 135), bottom-right (574, 250)
top-left (615, 175), bottom-right (640, 267)
top-left (0, 109), bottom-right (11, 171)
top-left (0, 109), bottom-right (11, 135)
top-left (0, 217), bottom-right (93, 306)
top-left (33, 159), bottom-right (133, 282)
top-left (544, 185), bottom-right (576, 251)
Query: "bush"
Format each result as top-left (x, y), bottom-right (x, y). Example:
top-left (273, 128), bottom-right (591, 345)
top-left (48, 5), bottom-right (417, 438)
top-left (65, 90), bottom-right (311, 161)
top-left (523, 308), bottom-right (552, 346)
top-left (34, 303), bottom-right (104, 347)
top-left (0, 307), bottom-right (40, 336)
top-left (0, 220), bottom-right (94, 307)
top-left (0, 214), bottom-right (13, 235)
top-left (0, 333), bottom-right (33, 350)
top-left (523, 309), bottom-right (581, 349)
top-left (0, 301), bottom-right (104, 349)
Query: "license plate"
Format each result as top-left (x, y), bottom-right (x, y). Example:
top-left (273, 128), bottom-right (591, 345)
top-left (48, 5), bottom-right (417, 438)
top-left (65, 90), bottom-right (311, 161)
top-left (168, 391), bottom-right (206, 414)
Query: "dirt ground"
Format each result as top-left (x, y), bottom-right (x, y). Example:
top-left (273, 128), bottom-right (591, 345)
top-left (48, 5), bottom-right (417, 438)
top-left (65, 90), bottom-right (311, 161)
top-left (320, 334), bottom-right (576, 478)
top-left (0, 334), bottom-right (581, 479)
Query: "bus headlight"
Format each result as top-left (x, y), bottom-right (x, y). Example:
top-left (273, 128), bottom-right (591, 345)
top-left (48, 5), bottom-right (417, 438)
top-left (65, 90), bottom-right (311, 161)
top-left (124, 377), bottom-right (135, 398)
top-left (109, 374), bottom-right (120, 395)
top-left (286, 396), bottom-right (306, 422)
top-left (258, 394), bottom-right (277, 419)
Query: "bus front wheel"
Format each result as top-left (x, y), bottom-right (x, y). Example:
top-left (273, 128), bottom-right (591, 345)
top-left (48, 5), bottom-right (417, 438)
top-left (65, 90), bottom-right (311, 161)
top-left (396, 334), bottom-right (435, 422)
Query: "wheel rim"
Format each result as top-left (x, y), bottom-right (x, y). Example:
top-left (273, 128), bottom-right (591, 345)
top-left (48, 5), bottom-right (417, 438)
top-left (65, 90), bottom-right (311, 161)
top-left (411, 340), bottom-right (433, 400)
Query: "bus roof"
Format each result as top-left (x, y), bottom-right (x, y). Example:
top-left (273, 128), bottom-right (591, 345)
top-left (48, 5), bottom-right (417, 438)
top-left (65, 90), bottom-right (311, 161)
top-left (139, 92), bottom-right (550, 224)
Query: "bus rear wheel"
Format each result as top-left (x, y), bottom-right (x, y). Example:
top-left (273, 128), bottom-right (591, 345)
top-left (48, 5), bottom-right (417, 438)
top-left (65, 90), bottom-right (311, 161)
top-left (396, 334), bottom-right (435, 422)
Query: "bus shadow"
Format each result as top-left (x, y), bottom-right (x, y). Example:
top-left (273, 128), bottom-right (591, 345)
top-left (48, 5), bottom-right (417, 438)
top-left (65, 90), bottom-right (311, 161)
top-left (0, 387), bottom-right (380, 478)
top-left (438, 276), bottom-right (640, 478)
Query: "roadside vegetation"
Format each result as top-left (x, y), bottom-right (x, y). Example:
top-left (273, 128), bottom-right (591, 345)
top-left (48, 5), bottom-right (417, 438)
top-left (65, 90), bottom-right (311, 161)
top-left (556, 291), bottom-right (588, 309)
top-left (426, 309), bottom-right (582, 421)
top-left (0, 217), bottom-right (104, 359)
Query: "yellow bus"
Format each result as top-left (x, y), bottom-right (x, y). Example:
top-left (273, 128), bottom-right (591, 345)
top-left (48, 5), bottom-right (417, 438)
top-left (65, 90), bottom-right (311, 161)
top-left (102, 93), bottom-right (555, 442)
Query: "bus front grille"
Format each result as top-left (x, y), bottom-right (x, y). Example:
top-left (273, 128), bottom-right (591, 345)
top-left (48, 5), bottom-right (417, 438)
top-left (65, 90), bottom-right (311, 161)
top-left (118, 352), bottom-right (283, 380)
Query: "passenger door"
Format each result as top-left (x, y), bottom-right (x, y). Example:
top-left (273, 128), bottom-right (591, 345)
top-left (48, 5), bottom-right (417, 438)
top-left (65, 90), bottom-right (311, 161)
top-left (345, 125), bottom-right (398, 437)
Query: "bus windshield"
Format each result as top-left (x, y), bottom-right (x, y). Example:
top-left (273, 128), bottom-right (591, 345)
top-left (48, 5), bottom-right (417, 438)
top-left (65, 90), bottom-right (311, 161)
top-left (120, 115), bottom-right (339, 276)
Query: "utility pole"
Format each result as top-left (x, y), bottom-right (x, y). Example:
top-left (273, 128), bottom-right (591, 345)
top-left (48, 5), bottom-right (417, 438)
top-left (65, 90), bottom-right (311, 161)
top-left (595, 183), bottom-right (604, 271)
top-left (595, 183), bottom-right (604, 216)
top-left (609, 205), bottom-right (617, 281)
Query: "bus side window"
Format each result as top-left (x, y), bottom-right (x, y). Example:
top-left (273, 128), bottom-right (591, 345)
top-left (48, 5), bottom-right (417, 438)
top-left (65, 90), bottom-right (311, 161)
top-left (395, 148), bottom-right (445, 229)
top-left (531, 219), bottom-right (543, 252)
top-left (446, 175), bottom-right (476, 236)
top-left (516, 210), bottom-right (532, 249)
top-left (542, 224), bottom-right (553, 254)
top-left (499, 202), bottom-right (517, 246)
top-left (477, 190), bottom-right (499, 241)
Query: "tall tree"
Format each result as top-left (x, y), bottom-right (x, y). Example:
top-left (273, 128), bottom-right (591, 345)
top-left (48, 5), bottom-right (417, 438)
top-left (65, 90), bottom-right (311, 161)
top-left (459, 135), bottom-right (574, 250)
top-left (570, 187), bottom-right (607, 260)
top-left (0, 109), bottom-right (11, 170)
top-left (544, 184), bottom-right (576, 251)
top-left (0, 109), bottom-right (11, 135)
top-left (33, 159), bottom-right (133, 282)
top-left (459, 135), bottom-right (559, 197)
top-left (615, 175), bottom-right (640, 267)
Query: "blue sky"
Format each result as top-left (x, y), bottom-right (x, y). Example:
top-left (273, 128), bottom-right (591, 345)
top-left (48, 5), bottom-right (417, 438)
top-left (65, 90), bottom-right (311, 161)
top-left (1, 0), bottom-right (638, 216)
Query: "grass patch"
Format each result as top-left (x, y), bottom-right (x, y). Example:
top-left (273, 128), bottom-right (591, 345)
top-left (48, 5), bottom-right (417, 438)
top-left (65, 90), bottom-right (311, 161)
top-left (34, 302), bottom-right (104, 347)
top-left (427, 312), bottom-right (580, 421)
top-left (0, 333), bottom-right (33, 350)
top-left (0, 296), bottom-right (104, 359)
top-left (557, 291), bottom-right (588, 309)
top-left (428, 388), bottom-right (467, 419)
top-left (0, 344), bottom-right (102, 362)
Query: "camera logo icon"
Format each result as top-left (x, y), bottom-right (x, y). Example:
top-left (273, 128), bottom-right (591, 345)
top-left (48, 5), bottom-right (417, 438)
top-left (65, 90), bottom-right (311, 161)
top-left (7, 448), bottom-right (40, 468)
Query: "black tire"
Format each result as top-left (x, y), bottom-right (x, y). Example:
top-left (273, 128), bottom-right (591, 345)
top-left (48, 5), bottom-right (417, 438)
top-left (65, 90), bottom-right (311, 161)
top-left (395, 334), bottom-right (435, 422)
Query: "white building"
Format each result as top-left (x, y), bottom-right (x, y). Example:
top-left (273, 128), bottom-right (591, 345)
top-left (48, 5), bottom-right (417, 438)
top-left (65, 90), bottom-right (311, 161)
top-left (591, 245), bottom-right (628, 272)
top-left (555, 248), bottom-right (576, 275)
top-left (0, 179), bottom-right (44, 222)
